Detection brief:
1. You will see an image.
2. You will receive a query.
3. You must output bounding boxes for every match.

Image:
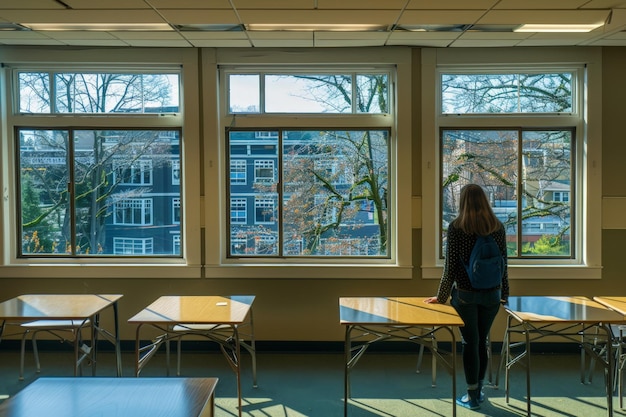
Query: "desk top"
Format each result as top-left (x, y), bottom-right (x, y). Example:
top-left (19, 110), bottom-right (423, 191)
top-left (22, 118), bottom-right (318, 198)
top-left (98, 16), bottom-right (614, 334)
top-left (128, 295), bottom-right (255, 325)
top-left (593, 296), bottom-right (626, 318)
top-left (0, 294), bottom-right (123, 320)
top-left (0, 377), bottom-right (218, 417)
top-left (339, 297), bottom-right (465, 326)
top-left (504, 296), bottom-right (625, 323)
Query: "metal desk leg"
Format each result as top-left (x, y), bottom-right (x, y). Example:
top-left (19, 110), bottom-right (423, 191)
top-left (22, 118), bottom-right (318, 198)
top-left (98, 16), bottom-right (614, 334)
top-left (113, 301), bottom-right (122, 377)
top-left (344, 325), bottom-right (351, 417)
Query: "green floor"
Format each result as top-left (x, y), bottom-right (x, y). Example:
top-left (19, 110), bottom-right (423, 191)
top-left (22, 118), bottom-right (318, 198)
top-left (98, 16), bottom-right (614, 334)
top-left (0, 347), bottom-right (623, 417)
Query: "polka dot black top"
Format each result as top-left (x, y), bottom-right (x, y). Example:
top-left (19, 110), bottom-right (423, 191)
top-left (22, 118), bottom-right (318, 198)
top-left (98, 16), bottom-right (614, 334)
top-left (435, 222), bottom-right (509, 304)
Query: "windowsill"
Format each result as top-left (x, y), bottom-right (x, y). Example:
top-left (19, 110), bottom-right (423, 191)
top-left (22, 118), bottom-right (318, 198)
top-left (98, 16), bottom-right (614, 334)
top-left (204, 264), bottom-right (414, 279)
top-left (0, 263), bottom-right (413, 279)
top-left (421, 264), bottom-right (602, 280)
top-left (0, 264), bottom-right (201, 279)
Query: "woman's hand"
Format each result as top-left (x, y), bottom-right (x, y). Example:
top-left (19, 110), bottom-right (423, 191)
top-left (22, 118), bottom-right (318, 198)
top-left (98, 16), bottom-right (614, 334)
top-left (424, 296), bottom-right (439, 304)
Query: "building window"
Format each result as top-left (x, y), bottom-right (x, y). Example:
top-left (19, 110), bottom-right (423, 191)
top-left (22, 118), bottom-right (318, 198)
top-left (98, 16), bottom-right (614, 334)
top-left (254, 160), bottom-right (274, 183)
top-left (172, 234), bottom-right (180, 255)
top-left (231, 198), bottom-right (247, 224)
top-left (553, 191), bottom-right (569, 203)
top-left (172, 198), bottom-right (181, 224)
top-left (254, 198), bottom-right (275, 225)
top-left (113, 198), bottom-right (153, 225)
top-left (230, 160), bottom-right (247, 185)
top-left (115, 159), bottom-right (152, 185)
top-left (171, 159), bottom-right (180, 185)
top-left (113, 237), bottom-right (153, 255)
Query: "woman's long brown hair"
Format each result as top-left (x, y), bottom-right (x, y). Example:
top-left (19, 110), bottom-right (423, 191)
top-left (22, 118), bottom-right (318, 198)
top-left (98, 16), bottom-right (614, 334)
top-left (452, 184), bottom-right (501, 236)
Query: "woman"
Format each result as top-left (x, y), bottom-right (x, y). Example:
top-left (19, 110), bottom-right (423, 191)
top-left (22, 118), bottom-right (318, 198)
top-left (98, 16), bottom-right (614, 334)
top-left (425, 184), bottom-right (509, 410)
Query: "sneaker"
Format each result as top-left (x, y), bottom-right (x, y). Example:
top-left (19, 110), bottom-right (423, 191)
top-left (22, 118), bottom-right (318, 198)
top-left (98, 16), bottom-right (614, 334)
top-left (478, 389), bottom-right (485, 403)
top-left (456, 393), bottom-right (480, 410)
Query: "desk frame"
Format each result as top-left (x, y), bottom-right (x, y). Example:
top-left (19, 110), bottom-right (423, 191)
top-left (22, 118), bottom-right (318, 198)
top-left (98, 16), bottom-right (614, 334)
top-left (129, 296), bottom-right (256, 417)
top-left (340, 297), bottom-right (464, 417)
top-left (499, 297), bottom-right (621, 417)
top-left (0, 294), bottom-right (123, 379)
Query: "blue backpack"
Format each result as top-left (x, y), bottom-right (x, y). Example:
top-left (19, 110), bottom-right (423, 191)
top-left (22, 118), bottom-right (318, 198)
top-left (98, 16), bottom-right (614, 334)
top-left (463, 235), bottom-right (505, 289)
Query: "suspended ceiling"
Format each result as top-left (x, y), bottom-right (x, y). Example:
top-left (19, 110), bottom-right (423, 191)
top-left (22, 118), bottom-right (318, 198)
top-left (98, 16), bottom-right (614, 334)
top-left (1, 0), bottom-right (626, 48)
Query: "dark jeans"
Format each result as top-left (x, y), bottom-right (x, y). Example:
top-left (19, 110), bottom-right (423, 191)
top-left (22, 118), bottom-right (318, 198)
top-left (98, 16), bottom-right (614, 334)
top-left (451, 287), bottom-right (501, 388)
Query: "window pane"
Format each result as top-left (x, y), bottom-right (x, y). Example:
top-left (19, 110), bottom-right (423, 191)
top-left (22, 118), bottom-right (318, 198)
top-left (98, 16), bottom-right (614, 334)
top-left (441, 73), bottom-right (573, 114)
top-left (18, 72), bottom-right (51, 113)
top-left (520, 130), bottom-right (572, 256)
top-left (229, 74), bottom-right (260, 113)
top-left (76, 130), bottom-right (181, 255)
top-left (19, 71), bottom-right (179, 114)
top-left (265, 74), bottom-right (352, 113)
top-left (283, 130), bottom-right (389, 256)
top-left (442, 128), bottom-right (573, 258)
top-left (228, 129), bottom-right (389, 258)
top-left (356, 74), bottom-right (389, 113)
top-left (18, 128), bottom-right (181, 257)
top-left (228, 131), bottom-right (279, 256)
top-left (19, 130), bottom-right (70, 255)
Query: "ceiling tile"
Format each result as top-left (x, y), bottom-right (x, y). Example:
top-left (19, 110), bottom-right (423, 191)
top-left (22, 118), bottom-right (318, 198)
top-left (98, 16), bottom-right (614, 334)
top-left (494, 0), bottom-right (589, 9)
top-left (233, 0), bottom-right (314, 8)
top-left (1, 9), bottom-right (165, 24)
top-left (150, 0), bottom-right (233, 8)
top-left (478, 10), bottom-right (610, 25)
top-left (0, 0), bottom-right (65, 9)
top-left (62, 0), bottom-right (150, 9)
top-left (405, 0), bottom-right (497, 9)
top-left (398, 10), bottom-right (487, 25)
top-left (157, 9), bottom-right (240, 25)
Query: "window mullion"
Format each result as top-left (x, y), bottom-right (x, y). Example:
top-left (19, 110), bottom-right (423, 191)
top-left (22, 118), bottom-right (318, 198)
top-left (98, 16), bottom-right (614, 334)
top-left (277, 130), bottom-right (284, 257)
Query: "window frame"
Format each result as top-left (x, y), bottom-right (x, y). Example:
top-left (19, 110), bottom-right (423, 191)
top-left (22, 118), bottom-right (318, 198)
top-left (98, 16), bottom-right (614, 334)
top-left (421, 47), bottom-right (602, 280)
top-left (206, 48), bottom-right (413, 278)
top-left (0, 47), bottom-right (201, 278)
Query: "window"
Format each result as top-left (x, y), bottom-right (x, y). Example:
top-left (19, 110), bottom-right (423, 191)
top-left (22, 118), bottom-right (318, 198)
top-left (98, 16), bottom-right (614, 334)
top-left (254, 198), bottom-right (275, 224)
top-left (172, 198), bottom-right (181, 224)
top-left (230, 198), bottom-right (247, 224)
top-left (553, 191), bottom-right (569, 203)
top-left (254, 160), bottom-right (274, 183)
top-left (421, 48), bottom-right (602, 279)
top-left (113, 237), bottom-right (153, 255)
top-left (115, 159), bottom-right (152, 185)
top-left (230, 160), bottom-right (247, 184)
top-left (442, 128), bottom-right (573, 258)
top-left (14, 68), bottom-right (182, 258)
top-left (223, 66), bottom-right (396, 261)
top-left (228, 129), bottom-right (389, 258)
top-left (114, 198), bottom-right (153, 225)
top-left (172, 235), bottom-right (180, 255)
top-left (228, 73), bottom-right (388, 114)
top-left (18, 72), bottom-right (179, 114)
top-left (171, 159), bottom-right (180, 185)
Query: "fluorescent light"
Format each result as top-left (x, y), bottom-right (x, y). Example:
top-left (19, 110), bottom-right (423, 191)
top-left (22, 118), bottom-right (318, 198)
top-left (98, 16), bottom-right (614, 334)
top-left (514, 23), bottom-right (602, 33)
top-left (246, 23), bottom-right (387, 32)
top-left (21, 23), bottom-right (174, 31)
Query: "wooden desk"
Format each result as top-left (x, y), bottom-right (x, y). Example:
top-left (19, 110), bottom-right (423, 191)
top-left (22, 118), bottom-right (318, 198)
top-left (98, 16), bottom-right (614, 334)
top-left (339, 297), bottom-right (465, 417)
top-left (501, 296), bottom-right (624, 417)
top-left (0, 377), bottom-right (218, 417)
top-left (594, 297), bottom-right (626, 318)
top-left (0, 294), bottom-right (123, 378)
top-left (128, 295), bottom-right (256, 417)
